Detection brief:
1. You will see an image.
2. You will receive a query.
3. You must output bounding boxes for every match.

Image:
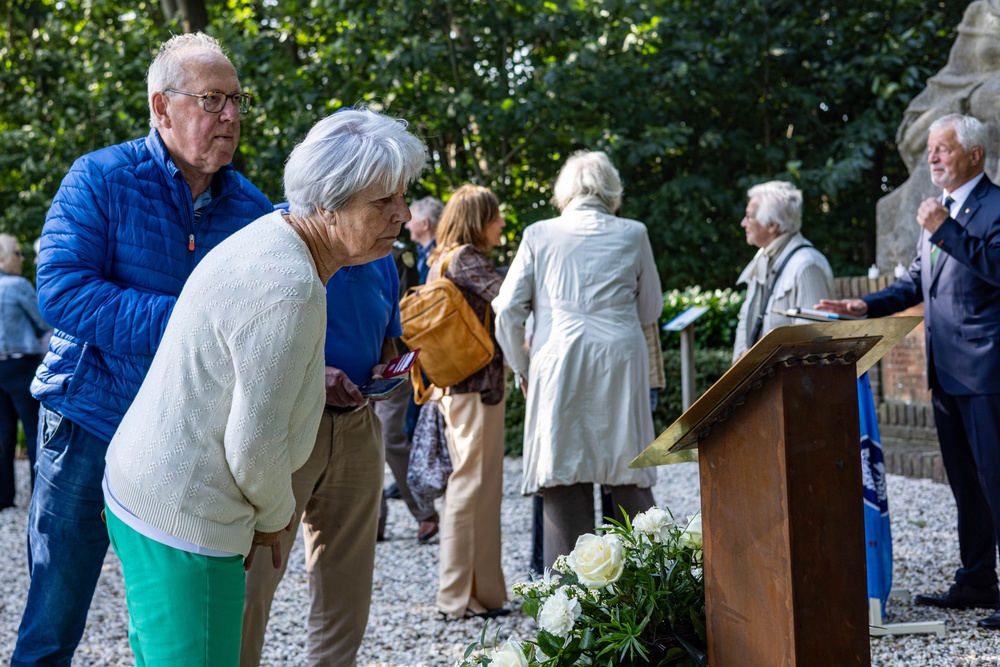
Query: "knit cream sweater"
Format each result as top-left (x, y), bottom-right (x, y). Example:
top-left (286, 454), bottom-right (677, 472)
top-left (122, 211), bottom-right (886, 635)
top-left (105, 211), bottom-right (326, 556)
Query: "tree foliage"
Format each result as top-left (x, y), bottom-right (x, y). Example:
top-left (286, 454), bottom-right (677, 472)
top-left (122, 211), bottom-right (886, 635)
top-left (1, 0), bottom-right (966, 287)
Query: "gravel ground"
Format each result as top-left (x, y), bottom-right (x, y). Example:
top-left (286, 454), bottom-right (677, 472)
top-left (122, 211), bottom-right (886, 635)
top-left (2, 457), bottom-right (1000, 665)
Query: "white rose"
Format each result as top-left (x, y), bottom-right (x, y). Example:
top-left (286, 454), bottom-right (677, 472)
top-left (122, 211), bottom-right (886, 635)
top-left (632, 507), bottom-right (673, 543)
top-left (488, 640), bottom-right (528, 667)
top-left (568, 533), bottom-right (624, 589)
top-left (538, 588), bottom-right (581, 637)
top-left (681, 512), bottom-right (703, 549)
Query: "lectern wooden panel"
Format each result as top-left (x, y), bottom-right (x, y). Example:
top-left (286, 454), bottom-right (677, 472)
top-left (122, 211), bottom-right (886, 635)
top-left (702, 360), bottom-right (865, 666)
top-left (631, 318), bottom-right (922, 667)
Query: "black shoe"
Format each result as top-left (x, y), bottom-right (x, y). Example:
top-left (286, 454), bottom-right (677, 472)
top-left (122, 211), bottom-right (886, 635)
top-left (384, 482), bottom-right (401, 500)
top-left (376, 506), bottom-right (387, 542)
top-left (978, 610), bottom-right (1000, 629)
top-left (914, 584), bottom-right (1000, 610)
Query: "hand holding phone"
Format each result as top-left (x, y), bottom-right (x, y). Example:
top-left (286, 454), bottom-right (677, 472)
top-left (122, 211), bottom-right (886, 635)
top-left (358, 349), bottom-right (420, 399)
top-left (358, 376), bottom-right (407, 399)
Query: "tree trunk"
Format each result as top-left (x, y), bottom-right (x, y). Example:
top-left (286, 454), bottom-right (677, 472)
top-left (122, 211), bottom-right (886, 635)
top-left (160, 0), bottom-right (178, 23)
top-left (176, 0), bottom-right (208, 33)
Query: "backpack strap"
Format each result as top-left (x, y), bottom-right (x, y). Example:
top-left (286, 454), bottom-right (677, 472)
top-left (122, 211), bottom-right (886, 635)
top-left (436, 245), bottom-right (492, 332)
top-left (434, 246), bottom-right (459, 280)
top-left (747, 243), bottom-right (813, 347)
top-left (440, 248), bottom-right (456, 275)
top-left (411, 362), bottom-right (434, 405)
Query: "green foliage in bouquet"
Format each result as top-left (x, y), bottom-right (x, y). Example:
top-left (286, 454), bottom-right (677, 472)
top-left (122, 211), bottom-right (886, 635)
top-left (457, 508), bottom-right (706, 667)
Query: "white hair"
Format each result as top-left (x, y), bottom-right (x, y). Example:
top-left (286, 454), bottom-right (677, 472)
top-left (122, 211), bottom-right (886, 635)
top-left (283, 108), bottom-right (428, 217)
top-left (747, 181), bottom-right (803, 235)
top-left (930, 114), bottom-right (990, 156)
top-left (409, 196), bottom-right (445, 231)
top-left (552, 151), bottom-right (623, 213)
top-left (147, 33), bottom-right (232, 128)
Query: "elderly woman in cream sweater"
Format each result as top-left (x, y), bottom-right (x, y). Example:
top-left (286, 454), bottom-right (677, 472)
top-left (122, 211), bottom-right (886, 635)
top-left (102, 108), bottom-right (425, 666)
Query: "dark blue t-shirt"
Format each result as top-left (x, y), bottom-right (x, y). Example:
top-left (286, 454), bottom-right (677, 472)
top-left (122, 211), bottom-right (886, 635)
top-left (324, 257), bottom-right (402, 386)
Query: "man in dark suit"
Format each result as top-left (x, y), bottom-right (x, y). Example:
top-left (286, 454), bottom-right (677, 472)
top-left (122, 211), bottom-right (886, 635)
top-left (818, 113), bottom-right (1000, 628)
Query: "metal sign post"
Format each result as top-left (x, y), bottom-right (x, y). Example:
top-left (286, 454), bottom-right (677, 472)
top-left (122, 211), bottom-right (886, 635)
top-left (662, 306), bottom-right (709, 411)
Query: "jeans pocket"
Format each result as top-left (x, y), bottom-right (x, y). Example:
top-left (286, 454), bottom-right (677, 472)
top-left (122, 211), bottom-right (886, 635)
top-left (38, 406), bottom-right (65, 450)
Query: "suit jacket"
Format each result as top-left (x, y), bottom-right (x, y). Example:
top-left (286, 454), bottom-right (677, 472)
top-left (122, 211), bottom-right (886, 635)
top-left (863, 175), bottom-right (1000, 395)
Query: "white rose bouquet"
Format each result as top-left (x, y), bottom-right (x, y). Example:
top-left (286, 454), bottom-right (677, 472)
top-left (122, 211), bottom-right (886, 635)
top-left (456, 507), bottom-right (706, 667)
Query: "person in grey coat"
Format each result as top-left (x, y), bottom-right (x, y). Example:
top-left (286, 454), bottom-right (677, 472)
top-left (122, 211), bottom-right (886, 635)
top-left (732, 180), bottom-right (833, 362)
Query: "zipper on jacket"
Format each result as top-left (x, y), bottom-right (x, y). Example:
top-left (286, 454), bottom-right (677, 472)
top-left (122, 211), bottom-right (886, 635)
top-left (188, 234), bottom-right (195, 252)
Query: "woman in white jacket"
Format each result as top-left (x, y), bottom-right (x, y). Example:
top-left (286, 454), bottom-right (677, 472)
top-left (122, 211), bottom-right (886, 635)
top-left (492, 151), bottom-right (662, 568)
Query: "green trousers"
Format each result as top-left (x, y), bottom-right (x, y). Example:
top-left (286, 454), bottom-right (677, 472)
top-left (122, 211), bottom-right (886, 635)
top-left (105, 505), bottom-right (245, 666)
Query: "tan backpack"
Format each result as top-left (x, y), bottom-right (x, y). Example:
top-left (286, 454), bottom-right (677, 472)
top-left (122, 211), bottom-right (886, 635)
top-left (399, 247), bottom-right (494, 404)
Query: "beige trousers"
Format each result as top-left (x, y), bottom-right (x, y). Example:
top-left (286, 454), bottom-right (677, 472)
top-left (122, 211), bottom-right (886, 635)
top-left (436, 393), bottom-right (507, 616)
top-left (241, 406), bottom-right (384, 667)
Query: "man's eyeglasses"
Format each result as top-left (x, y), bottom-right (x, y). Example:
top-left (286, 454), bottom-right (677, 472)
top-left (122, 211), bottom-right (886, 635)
top-left (165, 89), bottom-right (253, 114)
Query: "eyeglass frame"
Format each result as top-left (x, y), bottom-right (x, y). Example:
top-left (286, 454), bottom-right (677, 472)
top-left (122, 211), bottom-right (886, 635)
top-left (164, 88), bottom-right (253, 114)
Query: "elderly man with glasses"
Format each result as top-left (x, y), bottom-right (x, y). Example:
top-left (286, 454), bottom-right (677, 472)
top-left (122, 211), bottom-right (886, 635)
top-left (11, 32), bottom-right (271, 666)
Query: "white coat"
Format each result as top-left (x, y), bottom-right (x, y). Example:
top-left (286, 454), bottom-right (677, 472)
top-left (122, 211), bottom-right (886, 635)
top-left (492, 197), bottom-right (662, 495)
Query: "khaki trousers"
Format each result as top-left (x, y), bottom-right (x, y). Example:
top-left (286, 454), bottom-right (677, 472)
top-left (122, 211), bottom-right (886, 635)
top-left (241, 406), bottom-right (384, 667)
top-left (541, 483), bottom-right (654, 568)
top-left (436, 393), bottom-right (507, 616)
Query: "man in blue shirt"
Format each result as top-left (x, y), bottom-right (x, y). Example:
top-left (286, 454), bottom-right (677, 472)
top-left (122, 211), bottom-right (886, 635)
top-left (242, 252), bottom-right (401, 667)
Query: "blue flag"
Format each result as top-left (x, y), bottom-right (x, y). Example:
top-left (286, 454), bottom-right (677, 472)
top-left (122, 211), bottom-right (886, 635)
top-left (859, 372), bottom-right (892, 609)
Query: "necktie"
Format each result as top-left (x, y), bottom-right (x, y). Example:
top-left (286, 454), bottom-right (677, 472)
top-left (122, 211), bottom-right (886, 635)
top-left (931, 196), bottom-right (954, 270)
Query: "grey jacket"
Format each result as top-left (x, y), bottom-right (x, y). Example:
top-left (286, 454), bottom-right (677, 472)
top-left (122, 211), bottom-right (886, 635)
top-left (733, 232), bottom-right (834, 363)
top-left (0, 274), bottom-right (49, 356)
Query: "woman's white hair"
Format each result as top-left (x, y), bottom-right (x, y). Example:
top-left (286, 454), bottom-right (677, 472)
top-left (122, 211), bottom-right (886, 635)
top-left (552, 151), bottom-right (623, 213)
top-left (930, 113), bottom-right (990, 155)
top-left (283, 108), bottom-right (428, 217)
top-left (147, 33), bottom-right (232, 128)
top-left (747, 180), bottom-right (802, 235)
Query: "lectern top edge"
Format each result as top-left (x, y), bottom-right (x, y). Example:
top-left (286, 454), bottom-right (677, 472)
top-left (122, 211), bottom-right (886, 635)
top-left (629, 316), bottom-right (922, 469)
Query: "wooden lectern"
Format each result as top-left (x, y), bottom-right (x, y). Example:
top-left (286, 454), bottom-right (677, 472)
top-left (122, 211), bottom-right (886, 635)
top-left (631, 317), bottom-right (921, 667)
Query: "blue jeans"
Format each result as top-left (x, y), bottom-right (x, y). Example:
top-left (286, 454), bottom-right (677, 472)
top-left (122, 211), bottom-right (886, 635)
top-left (11, 407), bottom-right (111, 667)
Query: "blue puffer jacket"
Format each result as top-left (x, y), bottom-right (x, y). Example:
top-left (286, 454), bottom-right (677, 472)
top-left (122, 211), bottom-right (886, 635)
top-left (30, 130), bottom-right (273, 442)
